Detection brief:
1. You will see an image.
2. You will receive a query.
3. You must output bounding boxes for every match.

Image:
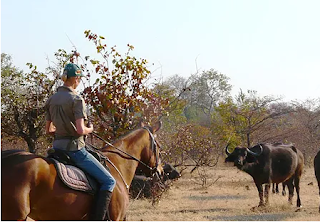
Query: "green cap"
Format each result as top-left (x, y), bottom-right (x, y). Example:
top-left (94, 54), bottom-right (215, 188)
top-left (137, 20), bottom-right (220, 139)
top-left (63, 63), bottom-right (84, 77)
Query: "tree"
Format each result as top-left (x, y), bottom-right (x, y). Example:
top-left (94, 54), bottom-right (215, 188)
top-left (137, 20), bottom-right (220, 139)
top-left (151, 82), bottom-right (187, 127)
top-left (1, 53), bottom-right (61, 153)
top-left (215, 90), bottom-right (291, 147)
top-left (183, 69), bottom-right (232, 124)
top-left (81, 30), bottom-right (169, 141)
top-left (287, 99), bottom-right (320, 164)
top-left (162, 74), bottom-right (190, 98)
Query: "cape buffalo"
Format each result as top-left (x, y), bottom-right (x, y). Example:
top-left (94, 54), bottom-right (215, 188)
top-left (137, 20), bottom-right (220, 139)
top-left (130, 163), bottom-right (181, 199)
top-left (225, 143), bottom-right (304, 207)
top-left (314, 150), bottom-right (320, 212)
top-left (130, 175), bottom-right (153, 198)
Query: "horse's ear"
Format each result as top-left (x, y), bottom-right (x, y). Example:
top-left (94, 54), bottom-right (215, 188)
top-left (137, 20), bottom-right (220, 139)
top-left (139, 120), bottom-right (145, 128)
top-left (152, 121), bottom-right (162, 133)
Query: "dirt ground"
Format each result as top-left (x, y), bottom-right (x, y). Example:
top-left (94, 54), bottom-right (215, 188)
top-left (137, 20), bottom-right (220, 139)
top-left (126, 166), bottom-right (320, 221)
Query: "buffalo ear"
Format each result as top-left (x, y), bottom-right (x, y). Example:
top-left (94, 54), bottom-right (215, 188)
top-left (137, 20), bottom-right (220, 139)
top-left (248, 144), bottom-right (263, 156)
top-left (246, 153), bottom-right (257, 163)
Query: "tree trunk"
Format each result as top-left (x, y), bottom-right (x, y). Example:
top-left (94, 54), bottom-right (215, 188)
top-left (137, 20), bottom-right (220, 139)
top-left (25, 138), bottom-right (36, 153)
top-left (246, 133), bottom-right (250, 147)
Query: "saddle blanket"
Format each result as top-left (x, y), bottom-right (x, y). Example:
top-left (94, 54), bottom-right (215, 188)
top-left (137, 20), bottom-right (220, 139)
top-left (51, 159), bottom-right (97, 194)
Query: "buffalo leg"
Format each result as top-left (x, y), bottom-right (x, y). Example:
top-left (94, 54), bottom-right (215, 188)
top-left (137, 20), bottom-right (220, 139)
top-left (272, 183), bottom-right (279, 194)
top-left (264, 184), bottom-right (270, 205)
top-left (272, 183), bottom-right (275, 193)
top-left (286, 178), bottom-right (294, 205)
top-left (282, 183), bottom-right (286, 196)
top-left (255, 183), bottom-right (264, 207)
top-left (294, 176), bottom-right (302, 207)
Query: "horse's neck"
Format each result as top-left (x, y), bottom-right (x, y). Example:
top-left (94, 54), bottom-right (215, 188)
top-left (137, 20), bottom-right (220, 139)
top-left (104, 134), bottom-right (145, 185)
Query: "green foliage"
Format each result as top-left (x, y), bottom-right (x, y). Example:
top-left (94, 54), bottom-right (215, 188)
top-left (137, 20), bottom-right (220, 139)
top-left (151, 82), bottom-right (187, 129)
top-left (215, 90), bottom-right (287, 147)
top-left (156, 72), bottom-right (231, 173)
top-left (183, 69), bottom-right (232, 124)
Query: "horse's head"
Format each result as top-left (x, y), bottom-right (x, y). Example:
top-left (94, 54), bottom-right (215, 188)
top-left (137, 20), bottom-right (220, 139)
top-left (137, 121), bottom-right (163, 177)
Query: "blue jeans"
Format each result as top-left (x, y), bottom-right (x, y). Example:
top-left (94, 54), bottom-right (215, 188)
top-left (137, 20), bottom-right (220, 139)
top-left (62, 147), bottom-right (116, 192)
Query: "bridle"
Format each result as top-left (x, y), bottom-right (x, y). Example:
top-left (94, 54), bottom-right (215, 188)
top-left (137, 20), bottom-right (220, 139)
top-left (141, 126), bottom-right (160, 174)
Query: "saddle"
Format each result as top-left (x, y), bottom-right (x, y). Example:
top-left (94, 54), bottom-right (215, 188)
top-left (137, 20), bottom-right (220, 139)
top-left (47, 147), bottom-right (110, 194)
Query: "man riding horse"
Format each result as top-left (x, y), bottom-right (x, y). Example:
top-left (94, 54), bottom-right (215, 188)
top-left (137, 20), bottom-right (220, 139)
top-left (45, 63), bottom-right (115, 220)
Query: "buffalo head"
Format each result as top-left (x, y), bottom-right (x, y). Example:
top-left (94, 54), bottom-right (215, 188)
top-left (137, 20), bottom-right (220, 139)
top-left (225, 144), bottom-right (263, 169)
top-left (163, 163), bottom-right (181, 181)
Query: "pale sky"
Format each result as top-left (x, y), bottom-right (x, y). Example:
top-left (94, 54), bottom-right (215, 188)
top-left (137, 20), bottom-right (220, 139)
top-left (1, 0), bottom-right (320, 102)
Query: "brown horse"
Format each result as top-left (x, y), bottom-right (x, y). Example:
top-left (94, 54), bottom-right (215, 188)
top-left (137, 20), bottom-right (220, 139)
top-left (1, 122), bottom-right (163, 220)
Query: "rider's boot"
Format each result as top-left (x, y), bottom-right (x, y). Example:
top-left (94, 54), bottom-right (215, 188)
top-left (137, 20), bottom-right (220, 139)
top-left (91, 190), bottom-right (112, 220)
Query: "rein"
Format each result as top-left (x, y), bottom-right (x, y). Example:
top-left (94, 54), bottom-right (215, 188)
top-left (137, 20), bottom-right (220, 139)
top-left (85, 142), bottom-right (130, 190)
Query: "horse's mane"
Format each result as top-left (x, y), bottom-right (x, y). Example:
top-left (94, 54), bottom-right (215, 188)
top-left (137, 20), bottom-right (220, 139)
top-left (100, 127), bottom-right (145, 152)
top-left (1, 149), bottom-right (29, 159)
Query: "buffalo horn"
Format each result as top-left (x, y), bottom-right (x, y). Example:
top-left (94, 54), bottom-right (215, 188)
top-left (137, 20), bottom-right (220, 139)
top-left (225, 143), bottom-right (231, 155)
top-left (246, 144), bottom-right (263, 156)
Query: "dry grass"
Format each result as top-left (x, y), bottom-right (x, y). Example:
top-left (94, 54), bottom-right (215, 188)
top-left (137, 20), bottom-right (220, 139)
top-left (126, 166), bottom-right (320, 221)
